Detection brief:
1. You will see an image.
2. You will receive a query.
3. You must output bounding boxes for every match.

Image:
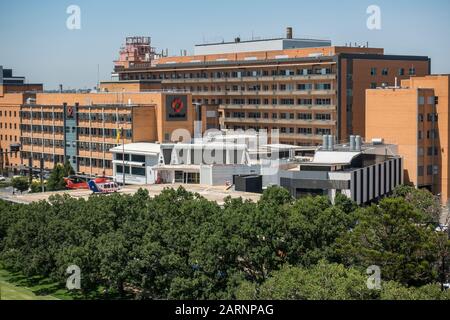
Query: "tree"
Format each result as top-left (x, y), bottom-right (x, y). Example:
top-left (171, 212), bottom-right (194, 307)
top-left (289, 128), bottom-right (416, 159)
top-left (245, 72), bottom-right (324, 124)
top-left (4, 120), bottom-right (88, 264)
top-left (285, 196), bottom-right (356, 267)
top-left (46, 164), bottom-right (66, 191)
top-left (392, 185), bottom-right (441, 224)
top-left (236, 261), bottom-right (450, 300)
top-left (63, 159), bottom-right (75, 177)
top-left (11, 177), bottom-right (29, 194)
top-left (236, 261), bottom-right (377, 300)
top-left (336, 197), bottom-right (441, 287)
top-left (30, 181), bottom-right (45, 193)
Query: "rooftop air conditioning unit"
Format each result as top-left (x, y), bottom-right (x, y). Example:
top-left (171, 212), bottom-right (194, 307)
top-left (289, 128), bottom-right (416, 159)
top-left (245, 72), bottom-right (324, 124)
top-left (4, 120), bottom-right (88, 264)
top-left (372, 138), bottom-right (384, 145)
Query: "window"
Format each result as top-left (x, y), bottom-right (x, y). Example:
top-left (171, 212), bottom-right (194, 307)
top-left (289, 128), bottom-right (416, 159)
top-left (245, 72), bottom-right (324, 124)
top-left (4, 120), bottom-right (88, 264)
top-left (298, 127), bottom-right (312, 135)
top-left (116, 154), bottom-right (130, 161)
top-left (298, 113), bottom-right (312, 120)
top-left (131, 167), bottom-right (146, 176)
top-left (399, 68), bottom-right (405, 76)
top-left (370, 83), bottom-right (377, 89)
top-left (418, 166), bottom-right (424, 177)
top-left (315, 98), bottom-right (332, 105)
top-left (297, 83), bottom-right (313, 91)
top-left (315, 114), bottom-right (331, 121)
top-left (427, 147), bottom-right (438, 156)
top-left (116, 165), bottom-right (130, 174)
top-left (418, 147), bottom-right (424, 156)
top-left (370, 68), bottom-right (377, 76)
top-left (316, 128), bottom-right (331, 135)
top-left (419, 96), bottom-right (425, 105)
top-left (427, 113), bottom-right (438, 122)
top-left (382, 68), bottom-right (389, 76)
top-left (131, 154), bottom-right (146, 162)
top-left (418, 114), bottom-right (424, 122)
top-left (298, 99), bottom-right (312, 105)
top-left (409, 68), bottom-right (416, 76)
top-left (315, 83), bottom-right (332, 90)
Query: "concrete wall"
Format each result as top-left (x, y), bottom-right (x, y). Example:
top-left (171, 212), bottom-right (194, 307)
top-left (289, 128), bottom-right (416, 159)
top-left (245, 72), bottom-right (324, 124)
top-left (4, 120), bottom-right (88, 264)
top-left (200, 165), bottom-right (260, 186)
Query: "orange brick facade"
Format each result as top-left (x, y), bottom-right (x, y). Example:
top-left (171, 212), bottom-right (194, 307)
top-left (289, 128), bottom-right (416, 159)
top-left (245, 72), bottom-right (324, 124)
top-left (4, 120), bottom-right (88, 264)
top-left (114, 46), bottom-right (430, 146)
top-left (366, 75), bottom-right (450, 205)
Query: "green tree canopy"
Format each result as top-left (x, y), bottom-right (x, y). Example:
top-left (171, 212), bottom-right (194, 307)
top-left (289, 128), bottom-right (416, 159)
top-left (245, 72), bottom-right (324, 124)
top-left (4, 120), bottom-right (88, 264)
top-left (11, 177), bottom-right (29, 194)
top-left (336, 197), bottom-right (441, 287)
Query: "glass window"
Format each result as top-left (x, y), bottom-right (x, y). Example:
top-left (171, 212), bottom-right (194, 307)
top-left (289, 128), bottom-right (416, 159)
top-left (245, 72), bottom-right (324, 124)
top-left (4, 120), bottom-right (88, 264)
top-left (131, 154), bottom-right (146, 163)
top-left (131, 167), bottom-right (146, 176)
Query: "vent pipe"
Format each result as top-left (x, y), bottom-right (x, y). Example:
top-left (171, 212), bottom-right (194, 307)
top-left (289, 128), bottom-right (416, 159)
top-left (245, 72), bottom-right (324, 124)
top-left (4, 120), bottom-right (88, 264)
top-left (322, 135), bottom-right (329, 151)
top-left (355, 136), bottom-right (362, 151)
top-left (349, 135), bottom-right (356, 151)
top-left (286, 27), bottom-right (293, 39)
top-left (328, 135), bottom-right (334, 151)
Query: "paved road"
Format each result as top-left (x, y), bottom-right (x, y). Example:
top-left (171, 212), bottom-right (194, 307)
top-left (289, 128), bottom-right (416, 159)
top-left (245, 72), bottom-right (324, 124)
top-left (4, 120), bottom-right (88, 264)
top-left (0, 184), bottom-right (261, 205)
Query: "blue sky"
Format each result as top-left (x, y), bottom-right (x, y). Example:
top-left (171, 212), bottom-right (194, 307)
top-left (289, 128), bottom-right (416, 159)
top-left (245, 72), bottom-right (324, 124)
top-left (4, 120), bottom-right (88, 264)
top-left (1, 0), bottom-right (449, 89)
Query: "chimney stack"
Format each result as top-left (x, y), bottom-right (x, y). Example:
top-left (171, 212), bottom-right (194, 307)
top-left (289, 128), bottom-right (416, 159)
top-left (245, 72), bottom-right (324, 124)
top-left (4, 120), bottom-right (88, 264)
top-left (286, 27), bottom-right (293, 39)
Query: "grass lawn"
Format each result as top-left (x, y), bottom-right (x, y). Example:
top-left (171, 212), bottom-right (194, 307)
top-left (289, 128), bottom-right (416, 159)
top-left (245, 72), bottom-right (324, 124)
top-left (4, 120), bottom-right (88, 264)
top-left (0, 268), bottom-right (72, 300)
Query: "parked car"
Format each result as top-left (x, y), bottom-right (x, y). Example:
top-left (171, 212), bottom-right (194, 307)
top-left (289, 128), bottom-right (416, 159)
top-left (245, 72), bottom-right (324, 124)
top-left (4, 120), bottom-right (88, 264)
top-left (0, 176), bottom-right (6, 182)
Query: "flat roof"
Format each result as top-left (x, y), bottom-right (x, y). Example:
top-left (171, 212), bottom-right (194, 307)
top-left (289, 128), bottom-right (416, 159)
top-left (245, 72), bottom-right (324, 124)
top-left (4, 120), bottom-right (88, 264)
top-left (195, 37), bottom-right (331, 47)
top-left (312, 151), bottom-right (361, 165)
top-left (110, 143), bottom-right (162, 155)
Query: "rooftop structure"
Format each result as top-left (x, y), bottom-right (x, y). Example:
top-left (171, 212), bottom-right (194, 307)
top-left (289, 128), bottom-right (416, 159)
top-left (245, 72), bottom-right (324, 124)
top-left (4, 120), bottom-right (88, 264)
top-left (194, 27), bottom-right (331, 55)
top-left (0, 66), bottom-right (25, 85)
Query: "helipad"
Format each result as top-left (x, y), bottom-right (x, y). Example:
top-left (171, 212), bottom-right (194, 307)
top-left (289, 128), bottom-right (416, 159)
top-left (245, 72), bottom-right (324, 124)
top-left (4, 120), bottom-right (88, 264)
top-left (0, 184), bottom-right (262, 206)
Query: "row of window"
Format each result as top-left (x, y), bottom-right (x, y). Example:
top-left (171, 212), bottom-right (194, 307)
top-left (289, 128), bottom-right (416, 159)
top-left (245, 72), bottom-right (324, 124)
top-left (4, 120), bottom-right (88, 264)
top-left (418, 129), bottom-right (439, 140)
top-left (226, 112), bottom-right (333, 121)
top-left (188, 83), bottom-right (333, 93)
top-left (21, 152), bottom-right (65, 164)
top-left (78, 157), bottom-right (112, 169)
top-left (418, 147), bottom-right (440, 157)
top-left (115, 153), bottom-right (146, 163)
top-left (418, 113), bottom-right (438, 122)
top-left (123, 68), bottom-right (334, 81)
top-left (20, 125), bottom-right (64, 134)
top-left (116, 165), bottom-right (146, 176)
top-left (370, 67), bottom-right (416, 76)
top-left (0, 135), bottom-right (18, 142)
top-left (20, 111), bottom-right (64, 120)
top-left (21, 137), bottom-right (117, 152)
top-left (78, 142), bottom-right (117, 152)
top-left (196, 98), bottom-right (332, 106)
top-left (229, 125), bottom-right (331, 136)
top-left (78, 113), bottom-right (132, 123)
top-left (418, 165), bottom-right (439, 177)
top-left (0, 122), bottom-right (17, 130)
top-left (20, 111), bottom-right (132, 123)
top-left (0, 110), bottom-right (17, 117)
top-left (77, 127), bottom-right (132, 138)
top-left (21, 138), bottom-right (65, 148)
